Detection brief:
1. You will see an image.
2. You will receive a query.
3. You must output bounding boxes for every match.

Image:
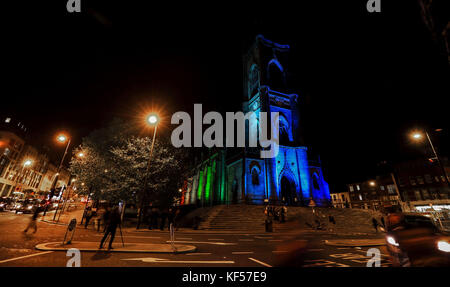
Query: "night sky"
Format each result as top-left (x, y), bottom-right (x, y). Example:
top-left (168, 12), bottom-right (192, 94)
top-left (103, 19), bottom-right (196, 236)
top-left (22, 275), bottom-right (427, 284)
top-left (2, 1), bottom-right (449, 192)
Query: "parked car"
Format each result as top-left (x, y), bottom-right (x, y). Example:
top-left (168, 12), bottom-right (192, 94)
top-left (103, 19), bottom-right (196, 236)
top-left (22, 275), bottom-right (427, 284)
top-left (385, 212), bottom-right (450, 267)
top-left (0, 197), bottom-right (13, 211)
top-left (16, 199), bottom-right (40, 214)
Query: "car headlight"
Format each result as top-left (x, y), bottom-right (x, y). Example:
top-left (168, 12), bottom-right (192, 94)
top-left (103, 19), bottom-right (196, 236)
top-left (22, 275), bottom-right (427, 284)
top-left (437, 241), bottom-right (450, 252)
top-left (27, 206), bottom-right (33, 209)
top-left (0, 203), bottom-right (4, 207)
top-left (386, 235), bottom-right (400, 247)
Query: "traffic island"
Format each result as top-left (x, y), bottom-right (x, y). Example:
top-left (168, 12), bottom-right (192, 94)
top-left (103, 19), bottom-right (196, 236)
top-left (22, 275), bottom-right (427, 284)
top-left (35, 241), bottom-right (197, 254)
top-left (324, 239), bottom-right (386, 247)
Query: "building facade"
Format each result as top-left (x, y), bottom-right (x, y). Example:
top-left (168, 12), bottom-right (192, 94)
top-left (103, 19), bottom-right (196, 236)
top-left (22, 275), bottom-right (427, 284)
top-left (392, 158), bottom-right (450, 212)
top-left (182, 35), bottom-right (331, 207)
top-left (0, 117), bottom-right (70, 198)
top-left (347, 175), bottom-right (401, 212)
top-left (330, 191), bottom-right (351, 208)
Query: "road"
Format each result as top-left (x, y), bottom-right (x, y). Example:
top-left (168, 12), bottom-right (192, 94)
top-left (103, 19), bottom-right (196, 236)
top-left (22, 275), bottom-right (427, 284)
top-left (0, 211), bottom-right (391, 267)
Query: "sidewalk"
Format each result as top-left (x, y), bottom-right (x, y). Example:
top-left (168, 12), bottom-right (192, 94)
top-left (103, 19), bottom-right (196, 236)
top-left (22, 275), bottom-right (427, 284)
top-left (35, 241), bottom-right (196, 254)
top-left (324, 238), bottom-right (386, 247)
top-left (39, 208), bottom-right (84, 226)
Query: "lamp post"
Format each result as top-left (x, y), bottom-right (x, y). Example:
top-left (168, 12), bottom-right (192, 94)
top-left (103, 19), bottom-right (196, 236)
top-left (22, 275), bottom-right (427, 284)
top-left (52, 134), bottom-right (71, 221)
top-left (412, 131), bottom-right (450, 188)
top-left (136, 113), bottom-right (160, 229)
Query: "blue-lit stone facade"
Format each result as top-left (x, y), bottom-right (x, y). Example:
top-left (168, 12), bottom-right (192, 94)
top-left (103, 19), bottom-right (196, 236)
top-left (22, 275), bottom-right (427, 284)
top-left (183, 35), bottom-right (331, 207)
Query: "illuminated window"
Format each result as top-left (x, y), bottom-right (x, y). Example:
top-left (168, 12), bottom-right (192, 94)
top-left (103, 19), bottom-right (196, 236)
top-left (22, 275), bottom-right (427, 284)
top-left (349, 185), bottom-right (354, 192)
top-left (5, 118), bottom-right (11, 123)
top-left (356, 185), bottom-right (360, 191)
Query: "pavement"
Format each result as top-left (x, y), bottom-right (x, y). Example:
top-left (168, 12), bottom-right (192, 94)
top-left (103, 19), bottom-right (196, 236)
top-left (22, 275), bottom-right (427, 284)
top-left (324, 238), bottom-right (386, 247)
top-left (36, 241), bottom-right (197, 253)
top-left (0, 208), bottom-right (392, 267)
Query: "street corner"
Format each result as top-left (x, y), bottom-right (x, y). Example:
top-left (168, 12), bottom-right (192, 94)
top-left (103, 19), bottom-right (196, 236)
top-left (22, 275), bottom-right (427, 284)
top-left (324, 238), bottom-right (386, 247)
top-left (35, 241), bottom-right (197, 254)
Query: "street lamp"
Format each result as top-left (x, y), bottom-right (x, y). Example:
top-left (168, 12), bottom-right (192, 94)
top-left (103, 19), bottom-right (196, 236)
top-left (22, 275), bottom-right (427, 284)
top-left (411, 130), bottom-right (450, 188)
top-left (369, 181), bottom-right (376, 186)
top-left (50, 133), bottom-right (71, 221)
top-left (137, 112), bottom-right (160, 229)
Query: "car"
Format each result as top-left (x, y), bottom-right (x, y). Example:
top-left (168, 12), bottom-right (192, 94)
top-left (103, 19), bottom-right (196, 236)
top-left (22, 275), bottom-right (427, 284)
top-left (0, 197), bottom-right (12, 211)
top-left (385, 212), bottom-right (450, 267)
top-left (15, 199), bottom-right (40, 214)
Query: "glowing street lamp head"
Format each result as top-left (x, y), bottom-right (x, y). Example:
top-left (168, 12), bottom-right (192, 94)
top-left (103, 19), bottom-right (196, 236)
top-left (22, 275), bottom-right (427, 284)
top-left (147, 113), bottom-right (159, 125)
top-left (77, 152), bottom-right (85, 158)
top-left (23, 159), bottom-right (32, 167)
top-left (57, 134), bottom-right (68, 143)
top-left (369, 181), bottom-right (376, 186)
top-left (412, 133), bottom-right (423, 140)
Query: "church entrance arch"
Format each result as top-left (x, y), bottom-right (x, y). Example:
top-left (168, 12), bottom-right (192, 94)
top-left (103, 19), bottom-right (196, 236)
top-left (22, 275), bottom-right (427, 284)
top-left (280, 175), bottom-right (297, 206)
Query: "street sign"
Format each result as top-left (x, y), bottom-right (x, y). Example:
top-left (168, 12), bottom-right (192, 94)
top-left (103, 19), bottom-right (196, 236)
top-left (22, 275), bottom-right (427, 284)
top-left (63, 218), bottom-right (77, 245)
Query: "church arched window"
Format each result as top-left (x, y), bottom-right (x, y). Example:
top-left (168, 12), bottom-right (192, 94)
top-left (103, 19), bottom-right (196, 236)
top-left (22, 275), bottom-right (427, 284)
top-left (267, 58), bottom-right (285, 90)
top-left (248, 64), bottom-right (260, 99)
top-left (279, 114), bottom-right (290, 145)
top-left (313, 173), bottom-right (320, 190)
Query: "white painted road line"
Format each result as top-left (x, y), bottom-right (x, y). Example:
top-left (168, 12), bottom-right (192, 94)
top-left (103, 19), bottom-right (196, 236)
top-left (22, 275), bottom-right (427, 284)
top-left (0, 251), bottom-right (54, 264)
top-left (95, 235), bottom-right (161, 239)
top-left (167, 240), bottom-right (237, 246)
top-left (186, 253), bottom-right (212, 256)
top-left (249, 257), bottom-right (272, 267)
top-left (232, 251), bottom-right (254, 255)
top-left (123, 257), bottom-right (234, 264)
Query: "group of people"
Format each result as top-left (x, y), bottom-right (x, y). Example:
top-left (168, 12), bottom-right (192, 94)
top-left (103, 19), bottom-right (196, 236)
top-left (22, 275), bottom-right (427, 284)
top-left (264, 204), bottom-right (288, 223)
top-left (146, 206), bottom-right (180, 231)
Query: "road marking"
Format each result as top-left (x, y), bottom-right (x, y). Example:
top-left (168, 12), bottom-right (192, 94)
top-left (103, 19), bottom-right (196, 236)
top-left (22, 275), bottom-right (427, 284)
top-left (248, 257), bottom-right (272, 267)
top-left (207, 238), bottom-right (224, 241)
top-left (238, 239), bottom-right (254, 242)
top-left (0, 251), bottom-right (54, 264)
top-left (167, 240), bottom-right (237, 246)
top-left (232, 251), bottom-right (254, 255)
top-left (95, 235), bottom-right (161, 239)
top-left (122, 257), bottom-right (234, 264)
top-left (186, 253), bottom-right (212, 256)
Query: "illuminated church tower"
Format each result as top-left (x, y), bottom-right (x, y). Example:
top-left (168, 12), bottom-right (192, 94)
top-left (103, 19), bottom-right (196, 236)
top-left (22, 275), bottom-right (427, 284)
top-left (182, 35), bottom-right (331, 207)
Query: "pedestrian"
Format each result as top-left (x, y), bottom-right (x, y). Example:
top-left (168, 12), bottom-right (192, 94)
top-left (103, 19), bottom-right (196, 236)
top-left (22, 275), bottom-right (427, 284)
top-left (102, 206), bottom-right (111, 232)
top-left (84, 207), bottom-right (93, 229)
top-left (328, 215), bottom-right (336, 232)
top-left (160, 208), bottom-right (168, 231)
top-left (280, 205), bottom-right (286, 223)
top-left (380, 216), bottom-right (385, 228)
top-left (372, 217), bottom-right (379, 233)
top-left (167, 208), bottom-right (174, 231)
top-left (24, 206), bottom-right (41, 234)
top-left (99, 206), bottom-right (121, 250)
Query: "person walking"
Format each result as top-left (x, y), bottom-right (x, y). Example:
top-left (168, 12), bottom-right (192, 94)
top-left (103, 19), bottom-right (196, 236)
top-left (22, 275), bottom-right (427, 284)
top-left (167, 208), bottom-right (175, 231)
top-left (372, 217), bottom-right (379, 233)
top-left (102, 206), bottom-right (111, 232)
top-left (328, 215), bottom-right (336, 232)
top-left (84, 207), bottom-right (93, 229)
top-left (99, 206), bottom-right (121, 250)
top-left (24, 206), bottom-right (41, 234)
